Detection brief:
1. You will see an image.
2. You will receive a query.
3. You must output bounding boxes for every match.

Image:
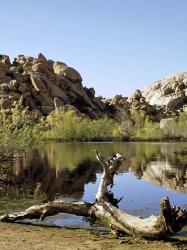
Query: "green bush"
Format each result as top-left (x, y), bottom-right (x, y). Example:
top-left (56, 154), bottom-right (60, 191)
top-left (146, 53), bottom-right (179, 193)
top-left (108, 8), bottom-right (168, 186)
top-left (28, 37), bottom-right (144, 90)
top-left (176, 112), bottom-right (187, 139)
top-left (0, 98), bottom-right (44, 154)
top-left (157, 112), bottom-right (187, 140)
top-left (130, 112), bottom-right (165, 141)
top-left (133, 118), bottom-right (165, 141)
top-left (46, 109), bottom-right (122, 141)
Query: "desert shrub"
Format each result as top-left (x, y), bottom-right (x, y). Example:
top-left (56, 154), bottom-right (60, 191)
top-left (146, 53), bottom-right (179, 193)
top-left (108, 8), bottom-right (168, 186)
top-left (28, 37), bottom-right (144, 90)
top-left (133, 118), bottom-right (165, 141)
top-left (176, 112), bottom-right (187, 139)
top-left (46, 109), bottom-right (121, 141)
top-left (130, 112), bottom-right (165, 141)
top-left (158, 112), bottom-right (187, 140)
top-left (115, 108), bottom-right (134, 139)
top-left (0, 98), bottom-right (44, 153)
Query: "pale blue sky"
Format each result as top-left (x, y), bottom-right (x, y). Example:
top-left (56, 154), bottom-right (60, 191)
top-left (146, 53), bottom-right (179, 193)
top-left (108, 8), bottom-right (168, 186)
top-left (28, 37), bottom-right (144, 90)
top-left (1, 0), bottom-right (187, 97)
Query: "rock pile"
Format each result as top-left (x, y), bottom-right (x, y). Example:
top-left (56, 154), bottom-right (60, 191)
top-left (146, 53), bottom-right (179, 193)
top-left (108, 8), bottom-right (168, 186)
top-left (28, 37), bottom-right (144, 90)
top-left (106, 91), bottom-right (160, 121)
top-left (142, 72), bottom-right (187, 110)
top-left (0, 53), bottom-right (105, 118)
top-left (128, 89), bottom-right (157, 117)
top-left (1, 53), bottom-right (187, 123)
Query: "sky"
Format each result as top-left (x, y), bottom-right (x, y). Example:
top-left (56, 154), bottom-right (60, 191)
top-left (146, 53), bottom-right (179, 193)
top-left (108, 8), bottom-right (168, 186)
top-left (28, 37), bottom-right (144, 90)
top-left (1, 0), bottom-right (187, 97)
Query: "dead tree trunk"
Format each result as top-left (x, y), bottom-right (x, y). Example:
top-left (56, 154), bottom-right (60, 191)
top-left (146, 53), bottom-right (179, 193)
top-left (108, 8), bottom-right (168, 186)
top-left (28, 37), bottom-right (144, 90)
top-left (0, 151), bottom-right (187, 239)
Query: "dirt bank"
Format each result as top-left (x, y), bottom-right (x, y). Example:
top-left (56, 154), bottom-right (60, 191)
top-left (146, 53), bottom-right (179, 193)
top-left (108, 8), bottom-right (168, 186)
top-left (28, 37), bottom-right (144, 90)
top-left (0, 223), bottom-right (186, 250)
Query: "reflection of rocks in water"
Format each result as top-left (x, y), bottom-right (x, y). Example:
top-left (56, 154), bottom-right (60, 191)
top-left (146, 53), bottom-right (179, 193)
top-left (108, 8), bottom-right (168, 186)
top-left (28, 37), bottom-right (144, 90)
top-left (0, 153), bottom-right (99, 200)
top-left (115, 143), bottom-right (187, 193)
top-left (1, 142), bottom-right (187, 199)
top-left (129, 160), bottom-right (187, 193)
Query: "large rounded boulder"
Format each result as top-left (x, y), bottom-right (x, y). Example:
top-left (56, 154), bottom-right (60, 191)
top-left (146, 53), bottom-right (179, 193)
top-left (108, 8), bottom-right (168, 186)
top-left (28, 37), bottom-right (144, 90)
top-left (142, 72), bottom-right (187, 109)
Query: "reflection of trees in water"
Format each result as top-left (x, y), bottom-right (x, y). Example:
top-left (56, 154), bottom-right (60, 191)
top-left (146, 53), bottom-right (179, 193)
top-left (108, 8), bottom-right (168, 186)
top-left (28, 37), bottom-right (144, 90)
top-left (0, 142), bottom-right (187, 200)
top-left (0, 152), bottom-right (99, 200)
top-left (0, 162), bottom-right (19, 195)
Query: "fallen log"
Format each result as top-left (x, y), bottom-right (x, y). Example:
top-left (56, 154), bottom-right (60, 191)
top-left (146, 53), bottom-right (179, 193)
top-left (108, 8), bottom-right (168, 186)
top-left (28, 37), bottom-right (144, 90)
top-left (0, 151), bottom-right (187, 239)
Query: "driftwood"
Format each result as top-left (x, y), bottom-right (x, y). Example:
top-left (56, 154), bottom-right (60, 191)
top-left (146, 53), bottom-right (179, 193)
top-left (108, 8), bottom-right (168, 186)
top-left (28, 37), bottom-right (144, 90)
top-left (0, 151), bottom-right (187, 239)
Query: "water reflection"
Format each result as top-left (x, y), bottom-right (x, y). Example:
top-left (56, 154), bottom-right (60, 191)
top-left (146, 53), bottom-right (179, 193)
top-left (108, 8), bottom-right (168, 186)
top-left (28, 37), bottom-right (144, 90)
top-left (0, 153), bottom-right (99, 201)
top-left (0, 142), bottom-right (186, 214)
top-left (40, 142), bottom-right (187, 194)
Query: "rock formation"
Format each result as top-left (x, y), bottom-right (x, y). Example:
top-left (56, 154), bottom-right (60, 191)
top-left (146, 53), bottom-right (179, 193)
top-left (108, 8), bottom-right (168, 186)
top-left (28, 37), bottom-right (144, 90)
top-left (1, 53), bottom-right (187, 123)
top-left (0, 53), bottom-right (105, 119)
top-left (142, 72), bottom-right (187, 110)
top-left (110, 72), bottom-right (187, 124)
top-left (105, 91), bottom-right (163, 122)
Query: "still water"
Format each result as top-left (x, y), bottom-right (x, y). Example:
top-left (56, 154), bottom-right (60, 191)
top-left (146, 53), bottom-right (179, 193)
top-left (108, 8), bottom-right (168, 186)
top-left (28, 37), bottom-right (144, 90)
top-left (0, 142), bottom-right (187, 234)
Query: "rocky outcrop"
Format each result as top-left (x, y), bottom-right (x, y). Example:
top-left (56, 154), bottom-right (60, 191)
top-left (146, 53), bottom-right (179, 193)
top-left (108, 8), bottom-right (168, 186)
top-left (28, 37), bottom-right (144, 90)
top-left (0, 53), bottom-right (105, 118)
top-left (1, 53), bottom-right (187, 122)
top-left (128, 89), bottom-right (158, 118)
top-left (105, 91), bottom-right (162, 122)
top-left (142, 72), bottom-right (187, 110)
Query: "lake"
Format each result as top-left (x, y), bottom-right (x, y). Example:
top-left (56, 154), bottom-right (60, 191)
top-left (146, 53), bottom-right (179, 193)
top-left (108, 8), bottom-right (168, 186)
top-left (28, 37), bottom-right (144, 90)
top-left (0, 142), bottom-right (187, 235)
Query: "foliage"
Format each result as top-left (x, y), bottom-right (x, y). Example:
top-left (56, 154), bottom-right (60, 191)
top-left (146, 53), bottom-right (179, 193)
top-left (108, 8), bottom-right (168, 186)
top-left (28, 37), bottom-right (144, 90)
top-left (130, 112), bottom-right (165, 141)
top-left (160, 112), bottom-right (187, 139)
top-left (175, 112), bottom-right (187, 139)
top-left (46, 108), bottom-right (187, 142)
top-left (0, 97), bottom-right (186, 151)
top-left (46, 109), bottom-right (122, 141)
top-left (0, 98), bottom-right (44, 155)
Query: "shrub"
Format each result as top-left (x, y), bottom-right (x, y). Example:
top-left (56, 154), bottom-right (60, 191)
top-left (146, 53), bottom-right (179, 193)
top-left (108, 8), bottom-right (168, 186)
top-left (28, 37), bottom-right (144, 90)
top-left (176, 112), bottom-right (187, 139)
top-left (46, 109), bottom-right (121, 141)
top-left (133, 117), bottom-right (165, 141)
top-left (130, 112), bottom-right (165, 141)
top-left (0, 98), bottom-right (44, 154)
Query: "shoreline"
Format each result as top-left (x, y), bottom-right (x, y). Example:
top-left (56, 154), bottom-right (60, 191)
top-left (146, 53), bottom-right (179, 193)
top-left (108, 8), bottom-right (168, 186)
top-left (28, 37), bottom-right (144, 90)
top-left (0, 223), bottom-right (186, 250)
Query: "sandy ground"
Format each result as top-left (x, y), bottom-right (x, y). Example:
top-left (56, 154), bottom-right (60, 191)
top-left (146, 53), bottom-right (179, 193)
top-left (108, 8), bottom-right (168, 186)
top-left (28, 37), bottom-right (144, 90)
top-left (0, 223), bottom-right (186, 250)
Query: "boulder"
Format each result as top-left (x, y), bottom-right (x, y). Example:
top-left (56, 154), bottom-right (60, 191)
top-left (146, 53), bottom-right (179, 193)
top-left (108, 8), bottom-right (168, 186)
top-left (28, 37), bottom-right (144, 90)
top-left (0, 61), bottom-right (10, 80)
top-left (32, 92), bottom-right (54, 107)
top-left (84, 87), bottom-right (95, 98)
top-left (9, 80), bottom-right (19, 91)
top-left (0, 70), bottom-right (6, 80)
top-left (53, 62), bottom-right (82, 82)
top-left (22, 91), bottom-right (31, 98)
top-left (0, 83), bottom-right (9, 92)
top-left (40, 106), bottom-right (53, 115)
top-left (0, 55), bottom-right (11, 66)
top-left (63, 67), bottom-right (82, 82)
top-left (38, 53), bottom-right (47, 62)
top-left (30, 73), bottom-right (47, 92)
top-left (53, 61), bottom-right (67, 74)
top-left (41, 74), bottom-right (70, 102)
top-left (142, 72), bottom-right (187, 110)
top-left (127, 90), bottom-right (157, 119)
top-left (18, 83), bottom-right (28, 93)
top-left (8, 92), bottom-right (21, 102)
top-left (0, 98), bottom-right (12, 110)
